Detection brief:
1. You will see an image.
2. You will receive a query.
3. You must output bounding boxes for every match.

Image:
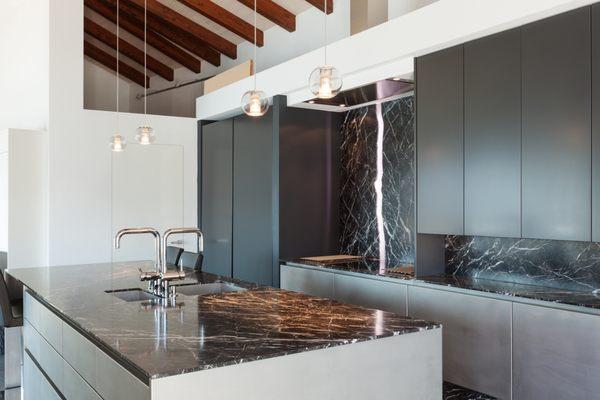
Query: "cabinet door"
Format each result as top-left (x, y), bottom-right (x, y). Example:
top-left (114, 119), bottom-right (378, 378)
top-left (593, 4), bottom-right (600, 242)
top-left (280, 265), bottom-right (334, 298)
top-left (233, 113), bottom-right (275, 286)
top-left (407, 286), bottom-right (511, 399)
top-left (513, 303), bottom-right (600, 399)
top-left (464, 29), bottom-right (521, 238)
top-left (522, 7), bottom-right (591, 241)
top-left (416, 45), bottom-right (464, 235)
top-left (201, 120), bottom-right (233, 277)
top-left (333, 274), bottom-right (407, 316)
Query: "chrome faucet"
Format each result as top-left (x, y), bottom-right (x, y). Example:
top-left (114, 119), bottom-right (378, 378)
top-left (114, 226), bottom-right (205, 299)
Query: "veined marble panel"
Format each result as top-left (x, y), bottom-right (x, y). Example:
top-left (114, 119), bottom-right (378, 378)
top-left (339, 96), bottom-right (415, 266)
top-left (446, 236), bottom-right (600, 292)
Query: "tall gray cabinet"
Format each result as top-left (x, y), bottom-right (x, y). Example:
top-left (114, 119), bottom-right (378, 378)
top-left (416, 6), bottom-right (595, 242)
top-left (199, 97), bottom-right (341, 286)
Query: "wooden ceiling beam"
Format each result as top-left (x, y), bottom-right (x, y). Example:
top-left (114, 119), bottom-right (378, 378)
top-left (85, 0), bottom-right (203, 73)
top-left (236, 0), bottom-right (296, 33)
top-left (176, 0), bottom-right (264, 46)
top-left (127, 0), bottom-right (237, 59)
top-left (112, 0), bottom-right (222, 66)
top-left (84, 17), bottom-right (174, 81)
top-left (84, 41), bottom-right (149, 88)
top-left (305, 0), bottom-right (333, 14)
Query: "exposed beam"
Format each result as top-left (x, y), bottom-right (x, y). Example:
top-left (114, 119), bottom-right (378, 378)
top-left (112, 0), bottom-right (222, 66)
top-left (305, 0), bottom-right (333, 14)
top-left (127, 0), bottom-right (237, 59)
top-left (84, 17), bottom-right (174, 81)
top-left (85, 0), bottom-right (203, 73)
top-left (84, 41), bottom-right (149, 87)
top-left (237, 0), bottom-right (296, 33)
top-left (176, 0), bottom-right (264, 46)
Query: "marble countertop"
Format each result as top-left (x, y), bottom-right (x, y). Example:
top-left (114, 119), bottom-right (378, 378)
top-left (8, 262), bottom-right (439, 382)
top-left (288, 257), bottom-right (415, 280)
top-left (284, 259), bottom-right (600, 310)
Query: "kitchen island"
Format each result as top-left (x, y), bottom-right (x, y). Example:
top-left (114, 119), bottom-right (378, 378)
top-left (8, 262), bottom-right (442, 400)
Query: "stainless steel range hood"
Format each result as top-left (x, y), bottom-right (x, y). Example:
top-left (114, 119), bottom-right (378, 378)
top-left (298, 77), bottom-right (414, 112)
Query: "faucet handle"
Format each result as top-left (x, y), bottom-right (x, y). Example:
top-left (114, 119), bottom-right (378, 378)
top-left (161, 270), bottom-right (186, 281)
top-left (139, 268), bottom-right (160, 281)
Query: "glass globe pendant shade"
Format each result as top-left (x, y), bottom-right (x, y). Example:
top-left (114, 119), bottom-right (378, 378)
top-left (136, 125), bottom-right (156, 145)
top-left (110, 134), bottom-right (127, 152)
top-left (241, 90), bottom-right (269, 117)
top-left (309, 66), bottom-right (342, 99)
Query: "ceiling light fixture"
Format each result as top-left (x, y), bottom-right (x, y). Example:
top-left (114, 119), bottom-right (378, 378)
top-left (110, 0), bottom-right (127, 152)
top-left (309, 0), bottom-right (342, 99)
top-left (136, 0), bottom-right (156, 145)
top-left (241, 0), bottom-right (269, 117)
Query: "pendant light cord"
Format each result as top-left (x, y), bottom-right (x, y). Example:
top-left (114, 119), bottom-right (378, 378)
top-left (116, 0), bottom-right (120, 132)
top-left (144, 0), bottom-right (148, 121)
top-left (253, 0), bottom-right (257, 91)
top-left (324, 0), bottom-right (327, 66)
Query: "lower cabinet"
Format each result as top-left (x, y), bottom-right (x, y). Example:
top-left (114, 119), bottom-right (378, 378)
top-left (23, 351), bottom-right (62, 400)
top-left (512, 303), bottom-right (600, 400)
top-left (408, 286), bottom-right (512, 399)
top-left (333, 274), bottom-right (407, 316)
top-left (280, 265), bottom-right (334, 298)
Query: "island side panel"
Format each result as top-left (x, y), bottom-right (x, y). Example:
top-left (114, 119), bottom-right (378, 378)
top-left (150, 328), bottom-right (442, 400)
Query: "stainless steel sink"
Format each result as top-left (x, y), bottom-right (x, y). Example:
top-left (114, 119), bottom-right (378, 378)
top-left (105, 289), bottom-right (161, 302)
top-left (173, 282), bottom-right (246, 296)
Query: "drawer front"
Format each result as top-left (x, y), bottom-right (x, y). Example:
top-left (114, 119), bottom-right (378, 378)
top-left (24, 291), bottom-right (62, 353)
top-left (408, 286), bottom-right (512, 399)
top-left (62, 320), bottom-right (97, 388)
top-left (24, 320), bottom-right (64, 393)
top-left (95, 348), bottom-right (150, 400)
top-left (280, 265), bottom-right (334, 298)
top-left (23, 351), bottom-right (62, 400)
top-left (63, 360), bottom-right (102, 400)
top-left (333, 274), bottom-right (407, 316)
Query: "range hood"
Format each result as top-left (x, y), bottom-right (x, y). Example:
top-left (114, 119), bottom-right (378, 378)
top-left (298, 77), bottom-right (414, 112)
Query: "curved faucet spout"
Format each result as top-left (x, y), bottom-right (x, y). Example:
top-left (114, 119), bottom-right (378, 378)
top-left (113, 227), bottom-right (162, 272)
top-left (162, 228), bottom-right (204, 273)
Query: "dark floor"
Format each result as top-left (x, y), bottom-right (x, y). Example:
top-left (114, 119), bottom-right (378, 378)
top-left (444, 382), bottom-right (497, 400)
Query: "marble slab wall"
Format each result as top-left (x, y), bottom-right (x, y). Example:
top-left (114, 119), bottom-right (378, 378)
top-left (446, 236), bottom-right (600, 291)
top-left (339, 96), bottom-right (415, 266)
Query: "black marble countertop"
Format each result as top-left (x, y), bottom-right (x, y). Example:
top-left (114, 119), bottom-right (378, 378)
top-left (283, 260), bottom-right (600, 311)
top-left (287, 257), bottom-right (415, 281)
top-left (7, 262), bottom-right (440, 382)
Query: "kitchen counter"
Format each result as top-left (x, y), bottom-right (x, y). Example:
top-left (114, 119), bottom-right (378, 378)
top-left (284, 259), bottom-right (600, 311)
top-left (9, 262), bottom-right (442, 400)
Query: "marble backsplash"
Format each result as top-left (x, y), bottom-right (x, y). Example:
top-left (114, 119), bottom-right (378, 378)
top-left (339, 96), bottom-right (415, 266)
top-left (446, 236), bottom-right (600, 291)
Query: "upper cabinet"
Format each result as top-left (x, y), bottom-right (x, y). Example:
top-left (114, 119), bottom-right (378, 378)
top-left (416, 46), bottom-right (464, 235)
top-left (521, 7), bottom-right (591, 241)
top-left (464, 29), bottom-right (522, 238)
top-left (417, 6), bottom-right (595, 242)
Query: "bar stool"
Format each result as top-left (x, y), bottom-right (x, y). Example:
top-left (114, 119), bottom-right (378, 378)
top-left (179, 251), bottom-right (204, 271)
top-left (0, 252), bottom-right (23, 390)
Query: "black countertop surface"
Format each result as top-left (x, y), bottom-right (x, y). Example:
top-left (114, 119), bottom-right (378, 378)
top-left (285, 259), bottom-right (600, 311)
top-left (8, 262), bottom-right (440, 381)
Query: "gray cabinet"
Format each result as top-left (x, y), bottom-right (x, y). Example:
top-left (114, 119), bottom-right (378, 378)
top-left (464, 29), bottom-right (521, 238)
top-left (407, 286), bottom-right (511, 399)
top-left (593, 4), bottom-right (600, 242)
top-left (521, 7), bottom-right (591, 241)
top-left (201, 119), bottom-right (233, 278)
top-left (513, 303), bottom-right (600, 399)
top-left (233, 113), bottom-right (275, 286)
top-left (333, 274), bottom-right (407, 316)
top-left (280, 265), bottom-right (334, 298)
top-left (416, 46), bottom-right (464, 235)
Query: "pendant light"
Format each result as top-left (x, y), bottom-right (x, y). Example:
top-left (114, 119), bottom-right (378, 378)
top-left (308, 0), bottom-right (342, 99)
top-left (136, 0), bottom-right (156, 145)
top-left (241, 0), bottom-right (269, 117)
top-left (110, 0), bottom-right (127, 152)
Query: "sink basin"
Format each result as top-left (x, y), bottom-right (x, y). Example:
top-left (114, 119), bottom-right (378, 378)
top-left (105, 289), bottom-right (160, 302)
top-left (174, 282), bottom-right (246, 296)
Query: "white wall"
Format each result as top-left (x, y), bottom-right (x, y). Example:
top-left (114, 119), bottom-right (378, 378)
top-left (388, 0), bottom-right (439, 19)
top-left (0, 0), bottom-right (49, 131)
top-left (84, 60), bottom-right (132, 113)
top-left (47, 1), bottom-right (198, 266)
top-left (0, 134), bottom-right (7, 253)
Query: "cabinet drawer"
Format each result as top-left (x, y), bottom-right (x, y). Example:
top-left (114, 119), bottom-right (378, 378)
top-left (280, 265), bottom-right (334, 298)
top-left (333, 274), bottom-right (407, 316)
top-left (24, 320), bottom-right (64, 393)
top-left (63, 360), bottom-right (102, 400)
top-left (23, 351), bottom-right (62, 400)
top-left (95, 347), bottom-right (150, 400)
top-left (62, 320), bottom-right (97, 388)
top-left (24, 291), bottom-right (62, 353)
